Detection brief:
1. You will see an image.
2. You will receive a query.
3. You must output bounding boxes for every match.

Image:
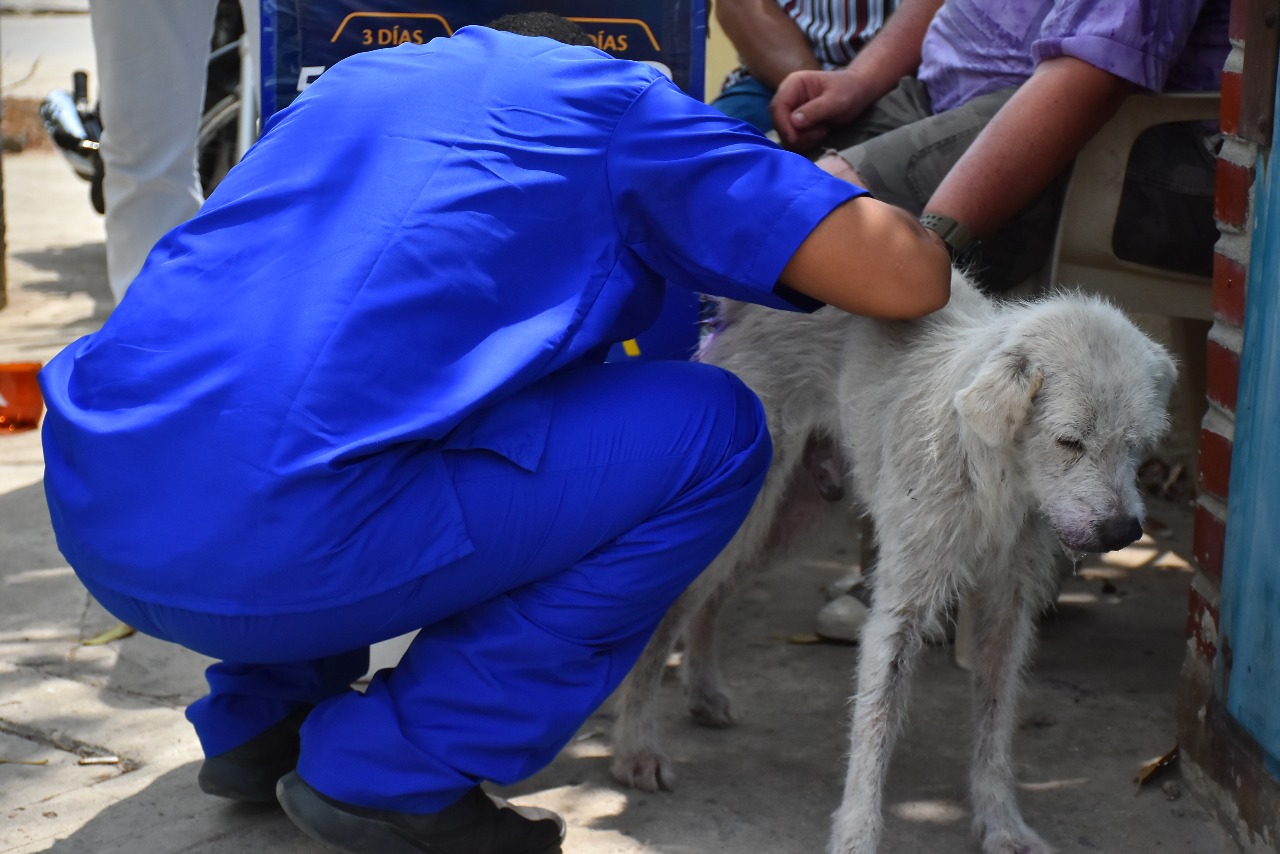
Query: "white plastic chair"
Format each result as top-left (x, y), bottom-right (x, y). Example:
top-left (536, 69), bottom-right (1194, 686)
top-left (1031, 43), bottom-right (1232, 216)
top-left (1048, 91), bottom-right (1220, 319)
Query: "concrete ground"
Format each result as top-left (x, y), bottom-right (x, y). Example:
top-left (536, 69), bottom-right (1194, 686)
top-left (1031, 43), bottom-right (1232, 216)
top-left (1, 9), bottom-right (1239, 854)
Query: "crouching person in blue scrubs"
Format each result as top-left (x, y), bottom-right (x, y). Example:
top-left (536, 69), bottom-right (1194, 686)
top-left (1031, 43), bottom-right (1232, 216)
top-left (39, 12), bottom-right (949, 854)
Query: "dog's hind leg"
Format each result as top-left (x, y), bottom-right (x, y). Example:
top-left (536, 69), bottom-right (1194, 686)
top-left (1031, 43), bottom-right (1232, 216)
top-left (610, 426), bottom-right (808, 791)
top-left (609, 459), bottom-right (793, 790)
top-left (678, 427), bottom-right (823, 729)
top-left (683, 434), bottom-right (840, 727)
top-left (681, 578), bottom-right (739, 727)
top-left (828, 558), bottom-right (942, 854)
top-left (966, 570), bottom-right (1054, 854)
top-left (609, 584), bottom-right (699, 792)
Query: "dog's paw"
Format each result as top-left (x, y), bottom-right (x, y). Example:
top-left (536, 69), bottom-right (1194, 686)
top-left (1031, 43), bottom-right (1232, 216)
top-left (609, 749), bottom-right (678, 793)
top-left (688, 686), bottom-right (735, 729)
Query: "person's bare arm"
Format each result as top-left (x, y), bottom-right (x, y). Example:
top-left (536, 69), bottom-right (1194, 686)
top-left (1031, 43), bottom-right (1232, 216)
top-left (780, 196), bottom-right (951, 319)
top-left (716, 0), bottom-right (821, 91)
top-left (924, 56), bottom-right (1135, 237)
top-left (771, 0), bottom-right (941, 149)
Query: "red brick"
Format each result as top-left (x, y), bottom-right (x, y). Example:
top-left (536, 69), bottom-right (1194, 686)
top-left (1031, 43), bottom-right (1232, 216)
top-left (1220, 69), bottom-right (1243, 138)
top-left (1215, 159), bottom-right (1255, 229)
top-left (1206, 338), bottom-right (1242, 411)
top-left (1194, 503), bottom-right (1227, 582)
top-left (1199, 428), bottom-right (1234, 499)
top-left (1212, 253), bottom-right (1248, 326)
top-left (1185, 584), bottom-right (1220, 663)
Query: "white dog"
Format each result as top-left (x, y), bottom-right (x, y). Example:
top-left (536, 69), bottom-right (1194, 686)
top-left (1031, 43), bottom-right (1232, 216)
top-left (609, 271), bottom-right (1176, 854)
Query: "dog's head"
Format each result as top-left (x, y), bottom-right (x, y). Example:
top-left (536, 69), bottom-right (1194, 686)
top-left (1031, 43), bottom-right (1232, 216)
top-left (954, 295), bottom-right (1177, 554)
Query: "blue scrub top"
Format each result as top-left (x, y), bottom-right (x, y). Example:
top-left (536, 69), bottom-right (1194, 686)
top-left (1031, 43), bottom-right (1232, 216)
top-left (40, 27), bottom-right (862, 614)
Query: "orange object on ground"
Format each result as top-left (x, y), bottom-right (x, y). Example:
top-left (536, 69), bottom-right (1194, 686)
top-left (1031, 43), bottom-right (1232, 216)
top-left (0, 362), bottom-right (45, 433)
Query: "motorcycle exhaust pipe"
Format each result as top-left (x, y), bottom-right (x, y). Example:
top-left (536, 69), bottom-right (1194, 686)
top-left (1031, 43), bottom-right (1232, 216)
top-left (40, 88), bottom-right (100, 182)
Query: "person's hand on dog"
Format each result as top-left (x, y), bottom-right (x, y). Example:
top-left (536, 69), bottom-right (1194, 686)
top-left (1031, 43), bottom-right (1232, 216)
top-left (785, 149), bottom-right (950, 319)
top-left (781, 194), bottom-right (951, 320)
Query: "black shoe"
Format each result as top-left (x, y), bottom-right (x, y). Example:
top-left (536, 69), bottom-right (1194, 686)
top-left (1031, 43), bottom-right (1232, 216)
top-left (197, 705), bottom-right (313, 803)
top-left (276, 771), bottom-right (565, 854)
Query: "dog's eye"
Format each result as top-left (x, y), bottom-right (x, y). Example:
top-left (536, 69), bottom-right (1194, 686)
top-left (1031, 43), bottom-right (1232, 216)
top-left (1056, 437), bottom-right (1086, 454)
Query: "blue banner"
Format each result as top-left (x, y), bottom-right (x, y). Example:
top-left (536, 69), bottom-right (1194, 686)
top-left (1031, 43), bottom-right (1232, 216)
top-left (262, 0), bottom-right (706, 120)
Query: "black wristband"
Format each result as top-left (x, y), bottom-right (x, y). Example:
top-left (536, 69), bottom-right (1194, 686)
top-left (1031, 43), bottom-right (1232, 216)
top-left (919, 212), bottom-right (977, 264)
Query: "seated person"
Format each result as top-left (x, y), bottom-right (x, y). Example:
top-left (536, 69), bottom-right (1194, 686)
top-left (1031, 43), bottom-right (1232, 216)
top-left (774, 0), bottom-right (1227, 294)
top-left (713, 0), bottom-right (899, 133)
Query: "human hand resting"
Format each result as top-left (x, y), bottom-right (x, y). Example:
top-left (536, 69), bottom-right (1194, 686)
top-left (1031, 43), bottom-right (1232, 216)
top-left (771, 69), bottom-right (869, 151)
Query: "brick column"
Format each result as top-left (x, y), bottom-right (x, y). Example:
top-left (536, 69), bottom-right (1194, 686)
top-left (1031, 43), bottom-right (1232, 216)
top-left (1185, 32), bottom-right (1252, 664)
top-left (1177, 1), bottom-right (1280, 848)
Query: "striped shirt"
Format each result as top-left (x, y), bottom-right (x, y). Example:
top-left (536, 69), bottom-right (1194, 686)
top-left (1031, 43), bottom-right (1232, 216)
top-left (783, 0), bottom-right (897, 68)
top-left (723, 0), bottom-right (897, 88)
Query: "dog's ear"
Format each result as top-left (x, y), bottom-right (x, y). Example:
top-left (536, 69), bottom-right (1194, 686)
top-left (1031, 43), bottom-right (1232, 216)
top-left (954, 348), bottom-right (1044, 447)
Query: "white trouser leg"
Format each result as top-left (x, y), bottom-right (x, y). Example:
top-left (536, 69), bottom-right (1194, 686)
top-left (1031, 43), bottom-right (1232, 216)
top-left (89, 0), bottom-right (219, 300)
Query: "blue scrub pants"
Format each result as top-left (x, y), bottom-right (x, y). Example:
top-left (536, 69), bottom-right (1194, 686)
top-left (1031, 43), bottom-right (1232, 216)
top-left (89, 361), bottom-right (771, 813)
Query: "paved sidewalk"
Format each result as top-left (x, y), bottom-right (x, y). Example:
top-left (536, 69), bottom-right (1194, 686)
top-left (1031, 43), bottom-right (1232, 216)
top-left (1, 8), bottom-right (95, 103)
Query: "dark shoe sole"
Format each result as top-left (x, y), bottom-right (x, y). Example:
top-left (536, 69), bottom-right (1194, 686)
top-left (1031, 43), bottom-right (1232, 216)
top-left (276, 773), bottom-right (563, 854)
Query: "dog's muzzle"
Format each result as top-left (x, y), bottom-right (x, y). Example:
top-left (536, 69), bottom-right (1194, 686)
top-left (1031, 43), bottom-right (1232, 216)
top-left (1061, 515), bottom-right (1144, 554)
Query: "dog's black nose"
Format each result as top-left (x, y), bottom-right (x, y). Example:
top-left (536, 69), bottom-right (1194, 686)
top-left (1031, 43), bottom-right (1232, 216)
top-left (1098, 516), bottom-right (1144, 552)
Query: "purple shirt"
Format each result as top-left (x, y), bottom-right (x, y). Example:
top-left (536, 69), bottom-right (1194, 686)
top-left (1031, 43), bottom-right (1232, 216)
top-left (919, 0), bottom-right (1230, 113)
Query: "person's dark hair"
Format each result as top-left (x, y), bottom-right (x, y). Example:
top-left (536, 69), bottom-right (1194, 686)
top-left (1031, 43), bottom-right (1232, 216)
top-left (486, 12), bottom-right (595, 47)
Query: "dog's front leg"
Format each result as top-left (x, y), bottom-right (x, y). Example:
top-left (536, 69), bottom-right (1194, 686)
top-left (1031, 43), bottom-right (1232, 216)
top-left (967, 577), bottom-right (1054, 854)
top-left (828, 590), bottom-right (929, 854)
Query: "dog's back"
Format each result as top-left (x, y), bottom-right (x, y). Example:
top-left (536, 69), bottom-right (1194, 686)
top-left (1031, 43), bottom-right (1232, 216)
top-left (704, 274), bottom-right (1175, 571)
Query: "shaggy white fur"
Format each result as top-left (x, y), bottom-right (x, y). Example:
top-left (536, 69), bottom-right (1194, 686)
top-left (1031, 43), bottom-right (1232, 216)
top-left (609, 270), bottom-right (1176, 854)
